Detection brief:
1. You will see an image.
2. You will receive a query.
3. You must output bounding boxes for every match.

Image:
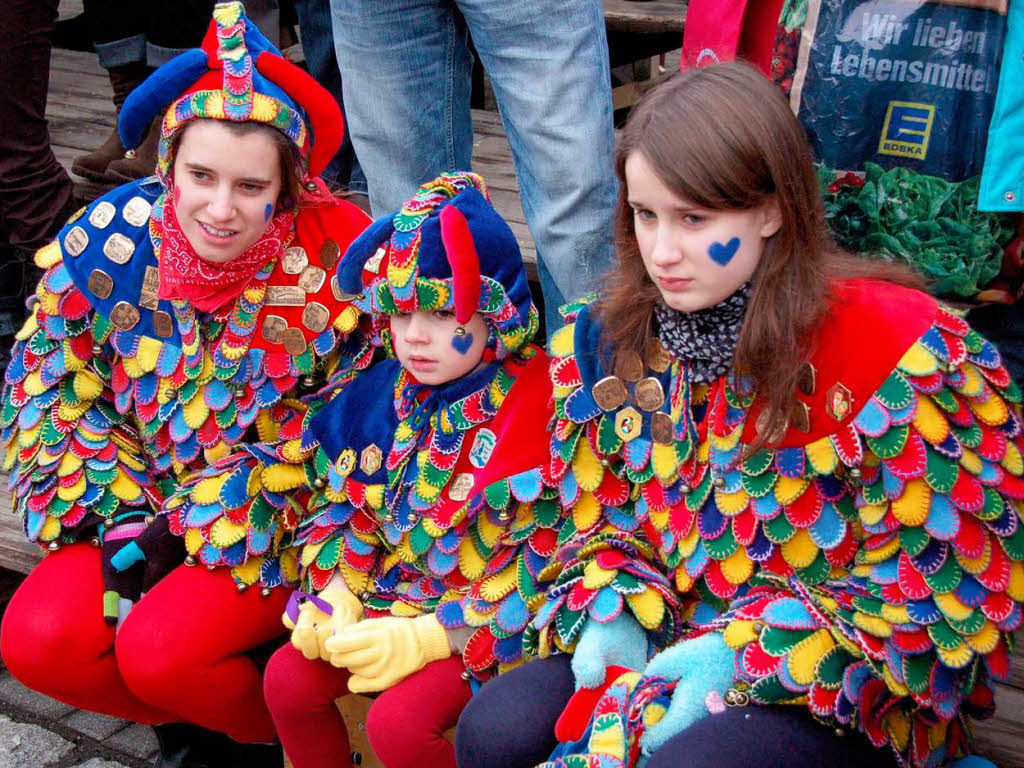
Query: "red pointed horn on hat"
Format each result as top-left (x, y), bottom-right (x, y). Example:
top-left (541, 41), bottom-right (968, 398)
top-left (255, 52), bottom-right (343, 178)
top-left (439, 205), bottom-right (482, 325)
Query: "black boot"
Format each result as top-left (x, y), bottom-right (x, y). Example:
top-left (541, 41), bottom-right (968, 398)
top-left (72, 61), bottom-right (152, 183)
top-left (151, 724), bottom-right (236, 768)
top-left (230, 740), bottom-right (284, 768)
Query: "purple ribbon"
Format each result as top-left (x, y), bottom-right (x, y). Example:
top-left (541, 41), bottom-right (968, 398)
top-left (284, 589), bottom-right (335, 624)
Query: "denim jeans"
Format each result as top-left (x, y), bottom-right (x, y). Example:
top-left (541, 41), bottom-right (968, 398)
top-left (294, 0), bottom-right (367, 193)
top-left (329, 0), bottom-right (617, 328)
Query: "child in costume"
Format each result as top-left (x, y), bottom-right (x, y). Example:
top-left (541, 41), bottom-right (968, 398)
top-left (456, 62), bottom-right (1023, 768)
top-left (0, 3), bottom-right (370, 764)
top-left (171, 171), bottom-right (558, 768)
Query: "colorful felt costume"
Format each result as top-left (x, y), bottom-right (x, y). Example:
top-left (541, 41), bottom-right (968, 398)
top-left (253, 172), bottom-right (568, 768)
top-left (528, 279), bottom-right (1024, 767)
top-left (0, 2), bottom-right (371, 743)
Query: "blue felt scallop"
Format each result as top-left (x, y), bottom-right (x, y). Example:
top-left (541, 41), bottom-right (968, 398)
top-left (774, 447), bottom-right (806, 479)
top-left (924, 494), bottom-right (960, 541)
top-left (495, 590), bottom-right (530, 634)
top-left (508, 468), bottom-right (544, 503)
top-left (906, 599), bottom-right (942, 625)
top-left (854, 397), bottom-right (891, 438)
top-left (809, 501), bottom-right (847, 550)
top-left (426, 544), bottom-right (459, 576)
top-left (763, 596), bottom-right (819, 630)
top-left (588, 586), bottom-right (624, 623)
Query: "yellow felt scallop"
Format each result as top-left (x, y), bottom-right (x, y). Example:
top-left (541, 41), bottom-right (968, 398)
top-left (14, 312), bottom-right (38, 341)
top-left (572, 491), bottom-right (602, 531)
top-left (121, 355), bottom-right (145, 379)
top-left (39, 290), bottom-right (60, 317)
top-left (891, 479), bottom-right (930, 526)
top-left (57, 400), bottom-right (90, 423)
top-left (880, 603), bottom-right (911, 625)
top-left (476, 512), bottom-right (504, 549)
top-left (57, 451), bottom-right (83, 477)
top-left (110, 471), bottom-right (142, 501)
top-left (182, 394), bottom-right (210, 430)
top-left (39, 515), bottom-right (62, 541)
top-left (422, 517), bottom-right (447, 538)
top-left (912, 393), bottom-right (949, 445)
top-left (23, 370), bottom-right (47, 397)
top-left (73, 370), bottom-right (103, 402)
top-left (582, 559), bottom-right (617, 590)
top-left (969, 390), bottom-right (1009, 427)
top-left (365, 485), bottom-right (385, 510)
top-left (955, 363), bottom-right (985, 398)
top-left (859, 536), bottom-right (901, 564)
top-left (231, 556), bottom-right (263, 586)
top-left (625, 587), bottom-right (666, 630)
top-left (589, 719), bottom-right (627, 761)
top-left (191, 475), bottom-right (226, 505)
top-left (549, 324), bottom-right (575, 359)
top-left (775, 476), bottom-right (810, 506)
top-left (1007, 561), bottom-right (1024, 602)
top-left (395, 538), bottom-right (417, 564)
top-left (649, 507), bottom-right (670, 532)
top-left (391, 600), bottom-right (424, 618)
top-left (781, 528), bottom-right (818, 568)
top-left (261, 462), bottom-right (308, 492)
top-left (715, 488), bottom-right (749, 517)
top-left (696, 439), bottom-right (711, 464)
top-left (678, 525), bottom-right (700, 558)
top-left (458, 537), bottom-right (487, 581)
top-left (1001, 440), bottom-right (1024, 476)
top-left (280, 549), bottom-right (300, 584)
top-left (806, 437), bottom-right (839, 475)
top-left (966, 620), bottom-right (1000, 654)
top-left (462, 600), bottom-right (495, 627)
top-left (886, 710), bottom-right (912, 753)
top-left (934, 591), bottom-right (974, 622)
top-left (955, 537), bottom-right (992, 576)
top-left (898, 343), bottom-right (939, 376)
top-left (36, 240), bottom-right (63, 269)
top-left (936, 642), bottom-right (974, 669)
top-left (881, 666), bottom-right (911, 696)
top-left (300, 540), bottom-right (325, 567)
top-left (572, 442), bottom-right (604, 492)
top-left (853, 611), bottom-right (893, 638)
top-left (675, 567), bottom-right (694, 593)
top-left (339, 565), bottom-right (369, 595)
top-left (280, 439), bottom-right (308, 464)
top-left (720, 547), bottom-right (754, 584)
top-left (211, 517), bottom-right (247, 547)
top-left (652, 442), bottom-right (678, 483)
top-left (722, 619), bottom-right (759, 650)
top-left (133, 336), bottom-right (162, 373)
top-left (479, 564), bottom-right (518, 602)
top-left (786, 629), bottom-right (835, 687)
top-left (710, 424), bottom-right (742, 451)
top-left (184, 527), bottom-right (205, 554)
top-left (959, 449), bottom-right (983, 476)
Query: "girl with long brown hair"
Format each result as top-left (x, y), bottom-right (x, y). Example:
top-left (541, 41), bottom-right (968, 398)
top-left (455, 61), bottom-right (1019, 768)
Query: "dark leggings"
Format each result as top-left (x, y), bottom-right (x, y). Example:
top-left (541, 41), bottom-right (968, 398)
top-left (455, 656), bottom-right (575, 768)
top-left (455, 655), bottom-right (898, 768)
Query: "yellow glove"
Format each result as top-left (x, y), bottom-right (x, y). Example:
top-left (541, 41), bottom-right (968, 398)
top-left (324, 614), bottom-right (452, 693)
top-left (282, 581), bottom-right (363, 661)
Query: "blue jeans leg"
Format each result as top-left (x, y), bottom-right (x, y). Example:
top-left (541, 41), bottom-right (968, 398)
top-left (295, 0), bottom-right (366, 192)
top-left (459, 0), bottom-right (617, 328)
top-left (329, 0), bottom-right (474, 215)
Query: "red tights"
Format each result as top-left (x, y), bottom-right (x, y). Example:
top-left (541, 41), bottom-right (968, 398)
top-left (264, 643), bottom-right (471, 768)
top-left (0, 543), bottom-right (290, 743)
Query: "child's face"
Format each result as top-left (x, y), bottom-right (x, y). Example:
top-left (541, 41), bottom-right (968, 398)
top-left (390, 310), bottom-right (489, 385)
top-left (625, 151), bottom-right (781, 313)
top-left (172, 120), bottom-right (283, 264)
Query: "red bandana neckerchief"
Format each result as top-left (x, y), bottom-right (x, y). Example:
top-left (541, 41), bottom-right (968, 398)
top-left (155, 191), bottom-right (295, 313)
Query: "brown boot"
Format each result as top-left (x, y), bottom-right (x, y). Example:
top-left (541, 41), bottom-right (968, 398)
top-left (106, 115), bottom-right (162, 183)
top-left (71, 61), bottom-right (151, 182)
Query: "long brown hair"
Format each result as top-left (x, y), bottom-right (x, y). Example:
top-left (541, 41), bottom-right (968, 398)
top-left (598, 61), bottom-right (922, 442)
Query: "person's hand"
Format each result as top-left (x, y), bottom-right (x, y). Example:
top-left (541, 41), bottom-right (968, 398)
top-left (570, 612), bottom-right (648, 689)
top-left (283, 580), bottom-right (363, 661)
top-left (639, 632), bottom-right (736, 755)
top-left (324, 614), bottom-right (452, 693)
top-left (108, 515), bottom-right (185, 592)
top-left (99, 516), bottom-right (147, 627)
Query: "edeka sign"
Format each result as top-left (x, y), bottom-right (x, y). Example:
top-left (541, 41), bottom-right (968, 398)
top-left (792, 0), bottom-right (1006, 181)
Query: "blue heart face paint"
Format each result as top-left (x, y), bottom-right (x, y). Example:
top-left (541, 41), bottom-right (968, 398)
top-left (451, 332), bottom-right (475, 355)
top-left (264, 203), bottom-right (274, 222)
top-left (708, 237), bottom-right (741, 266)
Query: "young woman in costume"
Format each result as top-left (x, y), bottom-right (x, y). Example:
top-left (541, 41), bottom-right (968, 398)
top-left (0, 3), bottom-right (370, 764)
top-left (456, 62), bottom-right (1022, 768)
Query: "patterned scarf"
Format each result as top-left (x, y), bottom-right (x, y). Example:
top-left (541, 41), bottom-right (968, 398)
top-left (153, 188), bottom-right (294, 313)
top-left (654, 281), bottom-right (752, 383)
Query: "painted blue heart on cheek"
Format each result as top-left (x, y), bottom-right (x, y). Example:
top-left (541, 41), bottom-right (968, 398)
top-left (708, 237), bottom-right (741, 266)
top-left (451, 333), bottom-right (475, 355)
